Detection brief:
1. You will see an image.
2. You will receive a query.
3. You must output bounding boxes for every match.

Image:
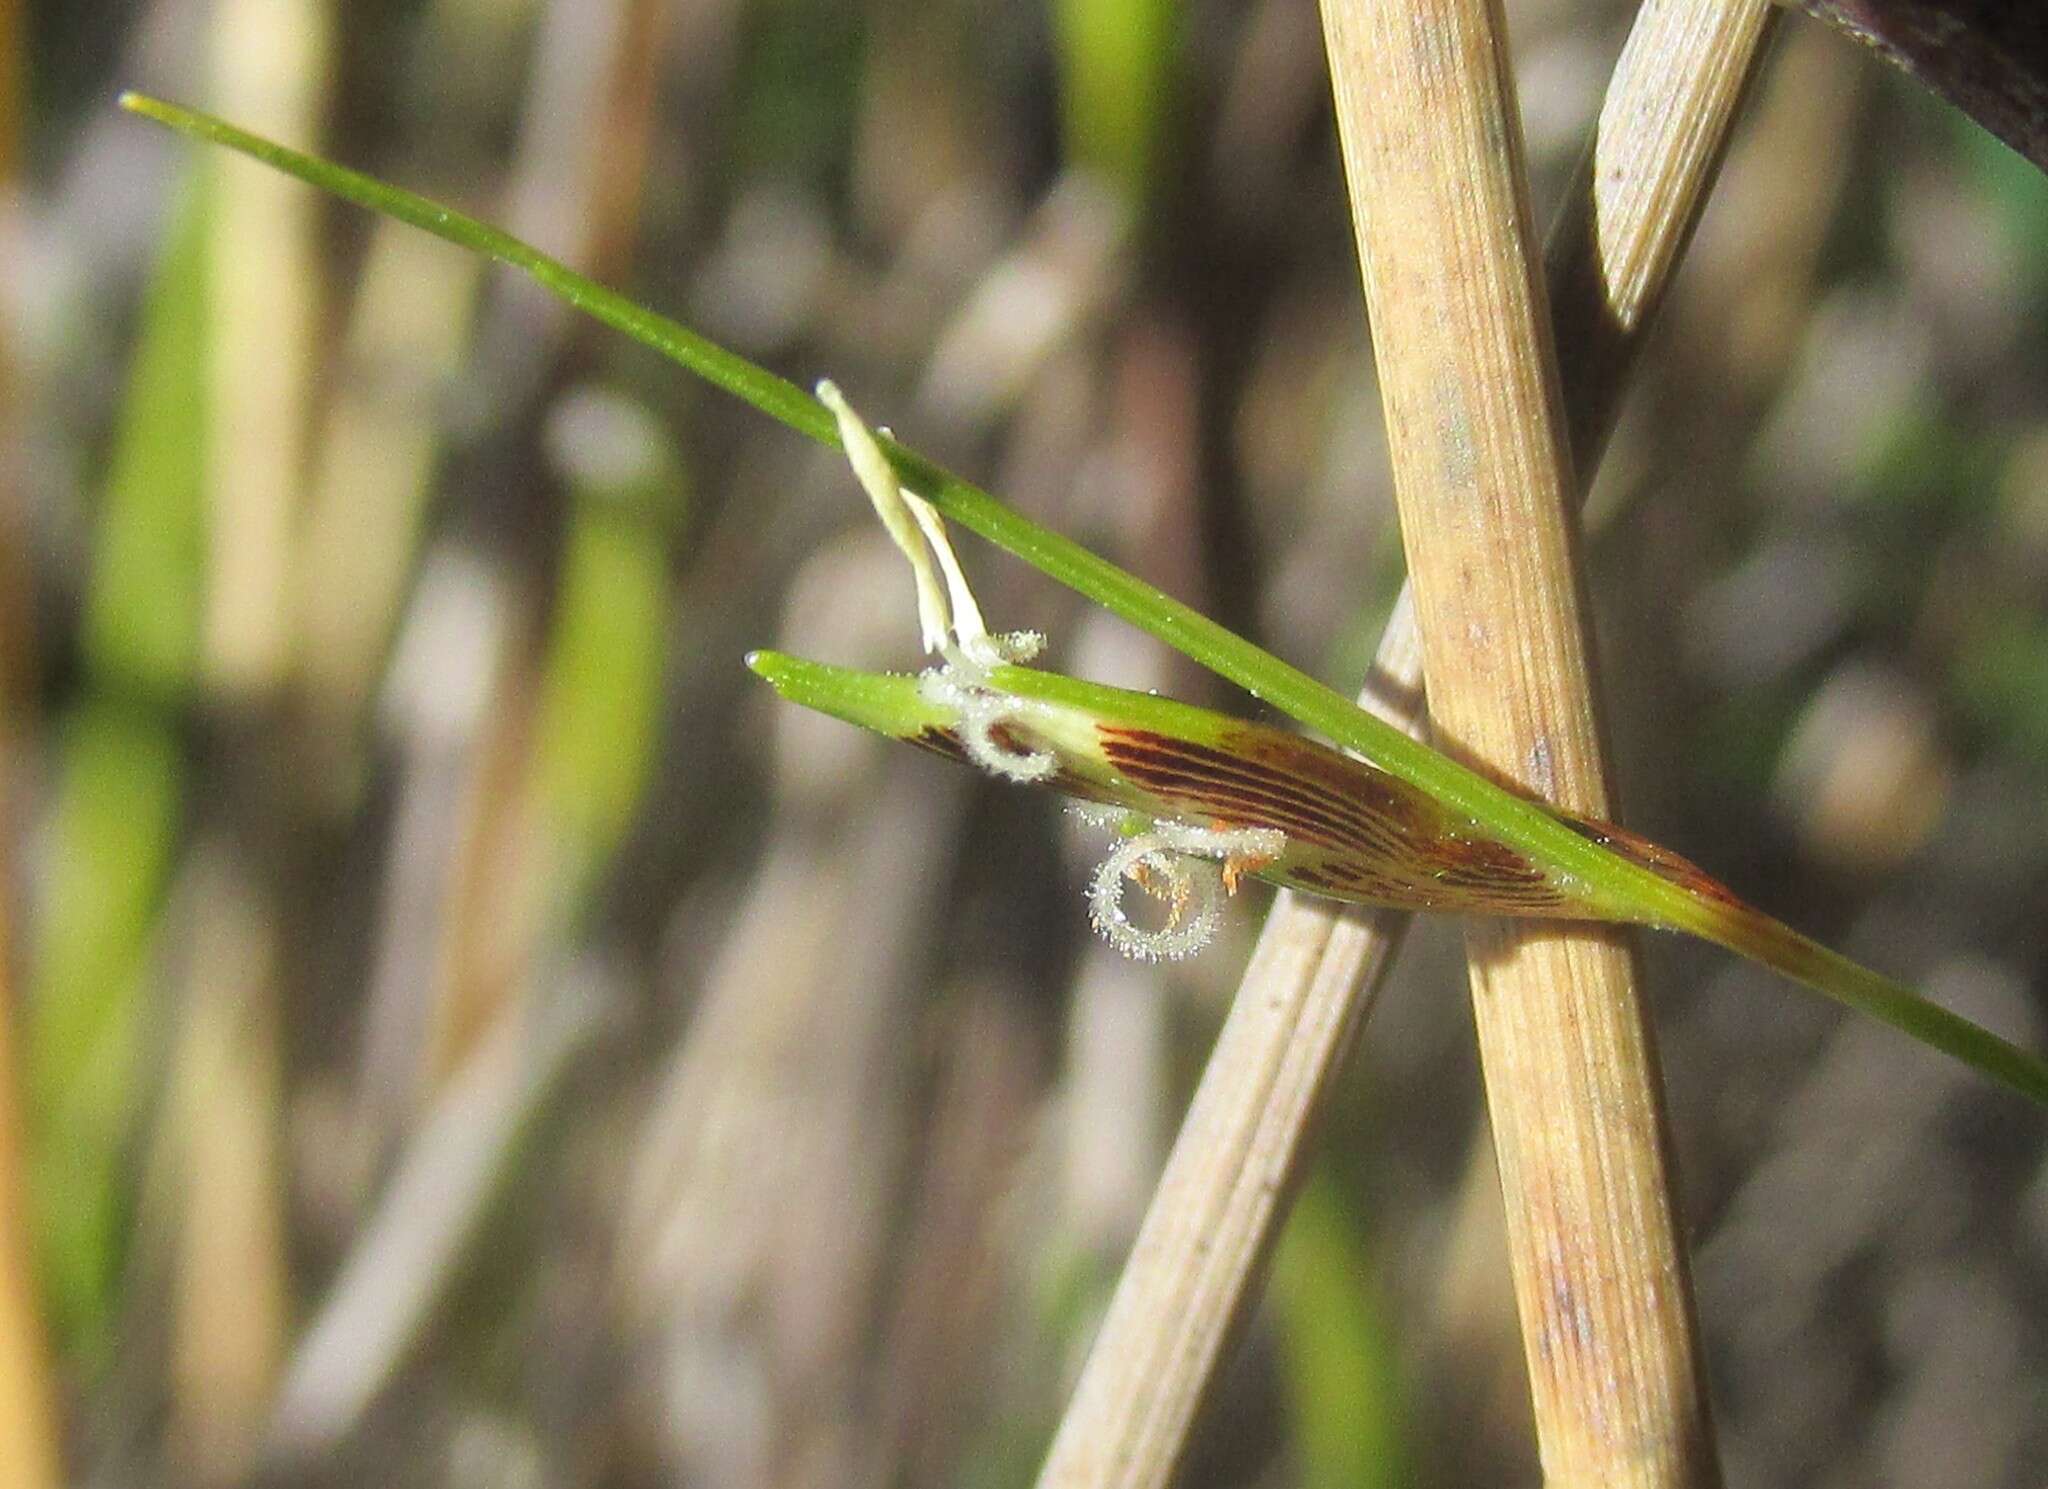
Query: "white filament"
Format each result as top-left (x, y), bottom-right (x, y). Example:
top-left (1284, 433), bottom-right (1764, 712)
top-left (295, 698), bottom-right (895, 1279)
top-left (1066, 802), bottom-right (1137, 833)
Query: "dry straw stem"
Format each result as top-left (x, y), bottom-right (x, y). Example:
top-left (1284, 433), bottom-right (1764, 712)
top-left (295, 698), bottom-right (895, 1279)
top-left (202, 0), bottom-right (327, 698)
top-left (1037, 0), bottom-right (1771, 1484)
top-left (1325, 0), bottom-right (1712, 1483)
top-left (0, 0), bottom-right (58, 1475)
top-left (0, 914), bottom-right (60, 1489)
top-left (167, 849), bottom-right (288, 1484)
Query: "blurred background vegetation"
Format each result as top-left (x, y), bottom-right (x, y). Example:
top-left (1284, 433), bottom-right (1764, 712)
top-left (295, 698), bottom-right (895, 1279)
top-left (3, 0), bottom-right (2046, 1485)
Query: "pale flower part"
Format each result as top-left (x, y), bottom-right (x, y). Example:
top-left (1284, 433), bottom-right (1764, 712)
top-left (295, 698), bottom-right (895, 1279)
top-left (897, 467), bottom-right (1045, 670)
top-left (820, 376), bottom-right (1053, 776)
top-left (917, 664), bottom-right (1059, 783)
top-left (903, 492), bottom-right (994, 659)
top-left (1066, 801), bottom-right (1140, 834)
top-left (1082, 818), bottom-right (1288, 962)
top-left (1154, 821), bottom-right (1287, 869)
top-left (817, 379), bottom-right (952, 655)
top-left (1089, 835), bottom-right (1219, 962)
top-left (818, 378), bottom-right (1045, 671)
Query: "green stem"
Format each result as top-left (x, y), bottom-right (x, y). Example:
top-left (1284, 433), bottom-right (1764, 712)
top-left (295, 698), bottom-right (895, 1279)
top-left (1710, 913), bottom-right (2048, 1107)
top-left (115, 95), bottom-right (836, 453)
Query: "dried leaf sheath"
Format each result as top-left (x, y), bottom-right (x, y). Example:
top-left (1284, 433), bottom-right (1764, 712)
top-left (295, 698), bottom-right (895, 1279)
top-left (749, 650), bottom-right (1718, 921)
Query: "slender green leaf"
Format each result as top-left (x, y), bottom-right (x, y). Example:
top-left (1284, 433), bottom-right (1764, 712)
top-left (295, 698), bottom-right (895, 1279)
top-left (113, 92), bottom-right (1701, 931)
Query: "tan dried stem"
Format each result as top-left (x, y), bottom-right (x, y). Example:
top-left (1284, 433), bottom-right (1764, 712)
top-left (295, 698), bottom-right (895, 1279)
top-left (1037, 1), bottom-right (1772, 1485)
top-left (203, 0), bottom-right (328, 698)
top-left (167, 848), bottom-right (288, 1484)
top-left (1322, 0), bottom-right (1713, 1482)
top-left (0, 893), bottom-right (59, 1489)
top-left (0, 0), bottom-right (58, 1478)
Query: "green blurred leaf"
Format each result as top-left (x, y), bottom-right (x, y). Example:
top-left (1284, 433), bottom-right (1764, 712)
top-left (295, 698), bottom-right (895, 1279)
top-left (81, 171), bottom-right (208, 696)
top-left (1272, 1174), bottom-right (1410, 1489)
top-left (736, 0), bottom-right (864, 184)
top-left (1957, 101), bottom-right (2048, 296)
top-left (532, 392), bottom-right (684, 892)
top-left (1053, 0), bottom-right (1177, 206)
top-left (28, 173), bottom-right (214, 1353)
top-left (29, 702), bottom-right (183, 1352)
top-left (1953, 608), bottom-right (2048, 762)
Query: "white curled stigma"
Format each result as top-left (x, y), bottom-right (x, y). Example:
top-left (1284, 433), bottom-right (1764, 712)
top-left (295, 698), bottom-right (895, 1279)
top-left (916, 662), bottom-right (1060, 783)
top-left (1089, 836), bottom-right (1219, 962)
top-left (1077, 809), bottom-right (1288, 962)
top-left (818, 379), bottom-right (1055, 781)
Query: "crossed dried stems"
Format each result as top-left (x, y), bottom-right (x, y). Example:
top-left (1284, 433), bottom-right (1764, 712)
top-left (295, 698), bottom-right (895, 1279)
top-left (1039, 1), bottom-right (1777, 1485)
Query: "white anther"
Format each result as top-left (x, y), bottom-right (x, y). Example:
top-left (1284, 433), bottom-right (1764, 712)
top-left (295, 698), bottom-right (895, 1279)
top-left (819, 379), bottom-right (1042, 671)
top-left (818, 379), bottom-right (953, 656)
top-left (820, 378), bottom-right (1065, 780)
